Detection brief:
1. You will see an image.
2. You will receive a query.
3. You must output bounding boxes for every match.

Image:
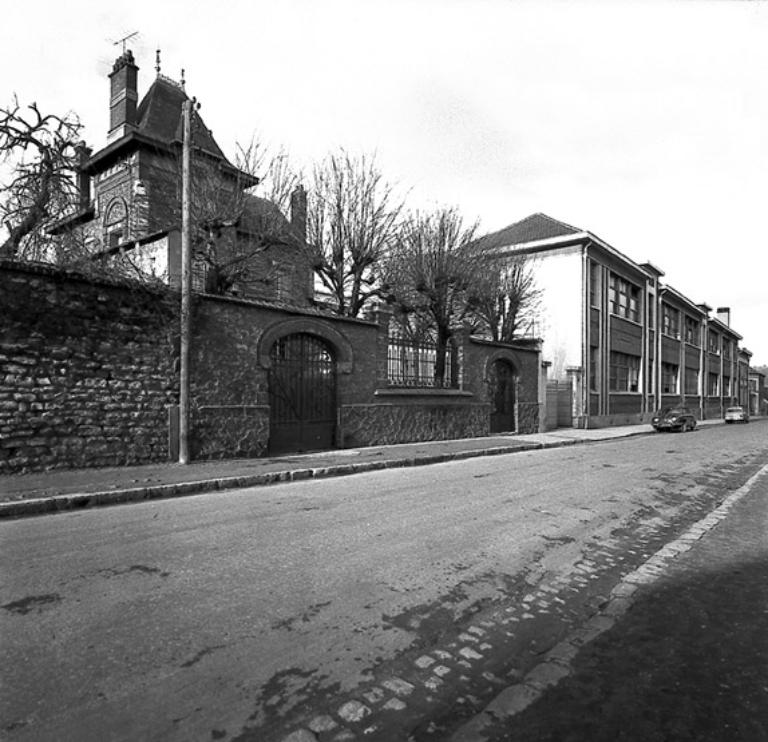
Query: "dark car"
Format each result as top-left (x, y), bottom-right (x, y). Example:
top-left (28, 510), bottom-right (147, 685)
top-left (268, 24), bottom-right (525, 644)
top-left (651, 406), bottom-right (697, 432)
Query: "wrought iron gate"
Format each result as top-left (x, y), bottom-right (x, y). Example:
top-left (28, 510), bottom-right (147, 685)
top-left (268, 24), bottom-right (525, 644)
top-left (489, 360), bottom-right (516, 433)
top-left (268, 333), bottom-right (337, 454)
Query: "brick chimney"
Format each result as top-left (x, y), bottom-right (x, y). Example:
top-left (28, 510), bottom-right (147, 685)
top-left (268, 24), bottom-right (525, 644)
top-left (290, 185), bottom-right (307, 243)
top-left (75, 143), bottom-right (92, 210)
top-left (716, 307), bottom-right (731, 326)
top-left (108, 50), bottom-right (139, 142)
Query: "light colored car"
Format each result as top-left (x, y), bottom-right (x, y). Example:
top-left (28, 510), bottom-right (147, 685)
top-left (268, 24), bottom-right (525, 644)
top-left (724, 406), bottom-right (749, 424)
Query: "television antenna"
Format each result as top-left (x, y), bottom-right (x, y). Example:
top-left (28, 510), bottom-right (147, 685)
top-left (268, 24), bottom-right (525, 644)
top-left (112, 31), bottom-right (139, 53)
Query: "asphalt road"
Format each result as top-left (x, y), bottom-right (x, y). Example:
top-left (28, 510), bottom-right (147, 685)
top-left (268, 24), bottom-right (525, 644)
top-left (2, 422), bottom-right (767, 741)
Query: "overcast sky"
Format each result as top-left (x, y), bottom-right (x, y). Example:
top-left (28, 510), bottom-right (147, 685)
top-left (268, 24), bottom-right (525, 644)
top-left (3, 0), bottom-right (767, 363)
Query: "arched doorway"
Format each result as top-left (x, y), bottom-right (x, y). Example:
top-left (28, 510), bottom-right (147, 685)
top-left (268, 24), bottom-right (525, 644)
top-left (268, 333), bottom-right (337, 454)
top-left (489, 359), bottom-right (517, 433)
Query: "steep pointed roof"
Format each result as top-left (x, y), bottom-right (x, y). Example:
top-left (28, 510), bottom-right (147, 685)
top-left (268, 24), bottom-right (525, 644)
top-left (474, 213), bottom-right (583, 251)
top-left (84, 75), bottom-right (248, 180)
top-left (135, 77), bottom-right (226, 159)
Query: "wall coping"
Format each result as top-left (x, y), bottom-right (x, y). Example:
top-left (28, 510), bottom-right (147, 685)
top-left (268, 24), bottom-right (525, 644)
top-left (257, 317), bottom-right (355, 373)
top-left (469, 335), bottom-right (543, 352)
top-left (200, 292), bottom-right (377, 327)
top-left (0, 258), bottom-right (170, 297)
top-left (374, 388), bottom-right (474, 398)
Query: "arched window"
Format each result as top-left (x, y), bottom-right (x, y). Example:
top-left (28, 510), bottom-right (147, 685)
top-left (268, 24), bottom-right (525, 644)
top-left (104, 198), bottom-right (128, 248)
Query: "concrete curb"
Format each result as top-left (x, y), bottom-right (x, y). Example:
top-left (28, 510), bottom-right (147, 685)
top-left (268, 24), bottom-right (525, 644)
top-left (0, 430), bottom-right (655, 520)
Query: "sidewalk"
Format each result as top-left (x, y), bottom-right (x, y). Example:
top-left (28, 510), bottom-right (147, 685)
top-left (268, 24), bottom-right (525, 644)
top-left (0, 419), bottom-right (725, 519)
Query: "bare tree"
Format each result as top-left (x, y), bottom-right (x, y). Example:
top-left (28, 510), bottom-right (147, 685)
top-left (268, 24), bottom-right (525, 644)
top-left (187, 128), bottom-right (302, 296)
top-left (467, 251), bottom-right (542, 342)
top-left (0, 98), bottom-right (83, 258)
top-left (383, 207), bottom-right (479, 386)
top-left (307, 150), bottom-right (402, 317)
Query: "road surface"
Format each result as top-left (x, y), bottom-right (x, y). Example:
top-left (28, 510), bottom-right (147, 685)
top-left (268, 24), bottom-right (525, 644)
top-left (2, 421), bottom-right (766, 740)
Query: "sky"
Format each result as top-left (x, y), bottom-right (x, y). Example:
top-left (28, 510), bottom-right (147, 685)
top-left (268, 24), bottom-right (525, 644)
top-left (2, 0), bottom-right (767, 363)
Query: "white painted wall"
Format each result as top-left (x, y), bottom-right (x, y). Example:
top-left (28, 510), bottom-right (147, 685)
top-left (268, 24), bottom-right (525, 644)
top-left (528, 247), bottom-right (583, 379)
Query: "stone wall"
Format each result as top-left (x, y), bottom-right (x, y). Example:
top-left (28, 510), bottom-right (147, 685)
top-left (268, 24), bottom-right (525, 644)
top-left (340, 398), bottom-right (489, 448)
top-left (187, 295), bottom-right (381, 459)
top-left (0, 261), bottom-right (178, 473)
top-left (1, 263), bottom-right (544, 473)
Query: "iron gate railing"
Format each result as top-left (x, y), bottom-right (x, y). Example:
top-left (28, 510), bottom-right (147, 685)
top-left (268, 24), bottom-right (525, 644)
top-left (269, 333), bottom-right (336, 453)
top-left (387, 333), bottom-right (456, 388)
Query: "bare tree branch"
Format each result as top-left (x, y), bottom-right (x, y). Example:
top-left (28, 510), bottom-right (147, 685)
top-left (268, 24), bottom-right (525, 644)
top-left (187, 127), bottom-right (302, 296)
top-left (467, 251), bottom-right (543, 342)
top-left (307, 150), bottom-right (403, 317)
top-left (0, 97), bottom-right (83, 257)
top-left (383, 206), bottom-right (479, 385)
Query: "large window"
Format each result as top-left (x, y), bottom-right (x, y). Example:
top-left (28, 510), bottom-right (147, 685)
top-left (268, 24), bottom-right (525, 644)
top-left (684, 367), bottom-right (699, 395)
top-left (609, 352), bottom-right (640, 392)
top-left (708, 331), bottom-right (720, 355)
top-left (723, 340), bottom-right (731, 360)
top-left (661, 362), bottom-right (679, 394)
top-left (723, 376), bottom-right (731, 396)
top-left (590, 262), bottom-right (601, 308)
top-left (707, 372), bottom-right (720, 396)
top-left (609, 274), bottom-right (640, 322)
top-left (662, 304), bottom-right (680, 338)
top-left (684, 316), bottom-right (700, 346)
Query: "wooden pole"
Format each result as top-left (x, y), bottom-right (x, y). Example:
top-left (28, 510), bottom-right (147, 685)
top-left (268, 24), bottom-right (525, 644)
top-left (179, 98), bottom-right (193, 464)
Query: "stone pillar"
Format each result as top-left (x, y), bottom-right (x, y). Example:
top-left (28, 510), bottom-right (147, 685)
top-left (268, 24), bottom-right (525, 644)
top-left (540, 360), bottom-right (551, 432)
top-left (566, 365), bottom-right (584, 428)
top-left (371, 303), bottom-right (393, 389)
top-left (451, 324), bottom-right (471, 391)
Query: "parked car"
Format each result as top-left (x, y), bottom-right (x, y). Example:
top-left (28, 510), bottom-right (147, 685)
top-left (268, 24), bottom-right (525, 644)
top-left (651, 407), bottom-right (697, 432)
top-left (724, 406), bottom-right (749, 424)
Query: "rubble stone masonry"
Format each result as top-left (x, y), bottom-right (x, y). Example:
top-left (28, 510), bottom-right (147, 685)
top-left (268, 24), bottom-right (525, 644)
top-left (0, 262), bottom-right (178, 473)
top-left (1, 262), bottom-right (542, 474)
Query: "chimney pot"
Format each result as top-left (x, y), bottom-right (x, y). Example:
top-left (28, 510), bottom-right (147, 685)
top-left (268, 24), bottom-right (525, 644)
top-left (716, 307), bottom-right (731, 326)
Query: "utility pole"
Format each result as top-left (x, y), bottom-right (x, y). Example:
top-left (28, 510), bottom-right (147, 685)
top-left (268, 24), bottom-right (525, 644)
top-left (179, 98), bottom-right (193, 464)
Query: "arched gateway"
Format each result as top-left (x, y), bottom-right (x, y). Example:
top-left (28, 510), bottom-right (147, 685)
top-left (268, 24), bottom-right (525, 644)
top-left (489, 359), bottom-right (517, 433)
top-left (268, 333), bottom-right (337, 454)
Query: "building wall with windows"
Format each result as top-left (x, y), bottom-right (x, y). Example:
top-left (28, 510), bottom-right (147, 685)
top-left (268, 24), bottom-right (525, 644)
top-left (475, 212), bottom-right (753, 429)
top-left (748, 369), bottom-right (766, 416)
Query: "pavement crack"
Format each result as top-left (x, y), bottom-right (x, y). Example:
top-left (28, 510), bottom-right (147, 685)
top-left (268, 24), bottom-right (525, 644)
top-left (2, 593), bottom-right (62, 615)
top-left (180, 643), bottom-right (228, 668)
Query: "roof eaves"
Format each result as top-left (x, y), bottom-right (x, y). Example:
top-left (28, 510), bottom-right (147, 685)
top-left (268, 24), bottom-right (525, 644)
top-left (488, 231), bottom-right (590, 255)
top-left (709, 315), bottom-right (742, 340)
top-left (46, 206), bottom-right (96, 235)
top-left (85, 131), bottom-right (176, 173)
top-left (659, 285), bottom-right (707, 316)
